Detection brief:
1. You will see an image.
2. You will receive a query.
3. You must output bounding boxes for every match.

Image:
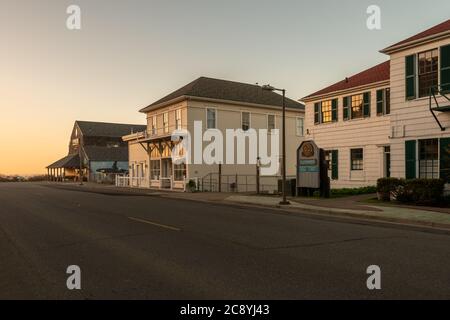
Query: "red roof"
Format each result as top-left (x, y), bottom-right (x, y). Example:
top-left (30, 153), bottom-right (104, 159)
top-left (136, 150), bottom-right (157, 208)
top-left (302, 61), bottom-right (390, 100)
top-left (383, 19), bottom-right (450, 52)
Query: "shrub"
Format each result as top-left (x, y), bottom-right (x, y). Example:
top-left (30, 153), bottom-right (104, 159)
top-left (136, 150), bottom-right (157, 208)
top-left (330, 186), bottom-right (377, 197)
top-left (186, 179), bottom-right (197, 192)
top-left (395, 179), bottom-right (446, 206)
top-left (377, 178), bottom-right (404, 201)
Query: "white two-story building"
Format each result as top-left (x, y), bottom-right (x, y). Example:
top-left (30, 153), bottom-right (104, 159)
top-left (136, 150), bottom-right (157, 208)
top-left (121, 77), bottom-right (305, 191)
top-left (302, 19), bottom-right (450, 188)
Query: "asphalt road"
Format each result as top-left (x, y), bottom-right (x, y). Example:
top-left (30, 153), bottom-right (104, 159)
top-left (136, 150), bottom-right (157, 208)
top-left (0, 182), bottom-right (450, 299)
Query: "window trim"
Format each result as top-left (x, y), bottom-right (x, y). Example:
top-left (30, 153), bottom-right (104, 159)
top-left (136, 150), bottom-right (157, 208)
top-left (350, 148), bottom-right (364, 171)
top-left (417, 48), bottom-right (439, 98)
top-left (175, 108), bottom-right (182, 130)
top-left (267, 114), bottom-right (276, 133)
top-left (296, 117), bottom-right (304, 137)
top-left (241, 111), bottom-right (251, 131)
top-left (206, 107), bottom-right (217, 129)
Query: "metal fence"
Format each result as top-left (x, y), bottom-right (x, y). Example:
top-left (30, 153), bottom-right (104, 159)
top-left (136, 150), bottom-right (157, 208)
top-left (197, 173), bottom-right (294, 194)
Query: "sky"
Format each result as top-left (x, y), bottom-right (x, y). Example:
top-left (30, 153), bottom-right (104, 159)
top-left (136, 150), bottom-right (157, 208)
top-left (0, 0), bottom-right (449, 175)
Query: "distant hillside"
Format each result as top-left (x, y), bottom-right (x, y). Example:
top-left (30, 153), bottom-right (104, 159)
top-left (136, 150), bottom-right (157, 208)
top-left (0, 174), bottom-right (47, 182)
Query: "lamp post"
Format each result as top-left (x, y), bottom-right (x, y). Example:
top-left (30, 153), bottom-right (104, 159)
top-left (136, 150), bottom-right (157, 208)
top-left (261, 84), bottom-right (290, 205)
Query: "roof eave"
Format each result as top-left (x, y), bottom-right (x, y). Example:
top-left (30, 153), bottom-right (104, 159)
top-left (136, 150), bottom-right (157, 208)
top-left (139, 95), bottom-right (304, 113)
top-left (300, 80), bottom-right (390, 103)
top-left (380, 30), bottom-right (450, 55)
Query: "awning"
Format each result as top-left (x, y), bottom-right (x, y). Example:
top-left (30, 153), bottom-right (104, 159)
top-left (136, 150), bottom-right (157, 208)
top-left (47, 154), bottom-right (80, 169)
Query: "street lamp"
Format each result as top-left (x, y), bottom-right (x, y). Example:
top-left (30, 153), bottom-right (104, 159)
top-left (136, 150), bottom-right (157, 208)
top-left (261, 84), bottom-right (290, 205)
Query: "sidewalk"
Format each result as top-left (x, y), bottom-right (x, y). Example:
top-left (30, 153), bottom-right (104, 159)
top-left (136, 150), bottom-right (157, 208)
top-left (224, 194), bottom-right (450, 230)
top-left (42, 182), bottom-right (450, 231)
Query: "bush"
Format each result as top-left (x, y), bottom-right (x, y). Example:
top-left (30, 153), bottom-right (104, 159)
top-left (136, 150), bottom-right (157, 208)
top-left (377, 178), bottom-right (404, 201)
top-left (330, 186), bottom-right (377, 197)
top-left (396, 179), bottom-right (446, 206)
top-left (186, 179), bottom-right (197, 192)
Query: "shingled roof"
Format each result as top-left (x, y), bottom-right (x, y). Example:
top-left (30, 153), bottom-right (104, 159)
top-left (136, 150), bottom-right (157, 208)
top-left (76, 121), bottom-right (146, 138)
top-left (47, 154), bottom-right (80, 169)
top-left (140, 77), bottom-right (304, 112)
top-left (302, 61), bottom-right (390, 101)
top-left (83, 146), bottom-right (129, 162)
top-left (382, 19), bottom-right (450, 53)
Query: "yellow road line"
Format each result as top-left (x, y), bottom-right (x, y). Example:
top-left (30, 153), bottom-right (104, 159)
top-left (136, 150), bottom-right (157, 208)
top-left (128, 217), bottom-right (181, 232)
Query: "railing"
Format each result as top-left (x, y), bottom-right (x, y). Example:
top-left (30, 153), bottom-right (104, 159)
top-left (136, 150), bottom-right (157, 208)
top-left (429, 83), bottom-right (450, 131)
top-left (115, 176), bottom-right (149, 188)
top-left (198, 173), bottom-right (294, 193)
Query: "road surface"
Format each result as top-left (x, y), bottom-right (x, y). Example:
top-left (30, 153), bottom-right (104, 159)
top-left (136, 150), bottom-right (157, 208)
top-left (0, 183), bottom-right (449, 299)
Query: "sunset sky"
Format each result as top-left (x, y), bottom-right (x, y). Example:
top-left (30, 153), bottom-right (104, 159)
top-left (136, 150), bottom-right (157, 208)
top-left (1, 0), bottom-right (449, 175)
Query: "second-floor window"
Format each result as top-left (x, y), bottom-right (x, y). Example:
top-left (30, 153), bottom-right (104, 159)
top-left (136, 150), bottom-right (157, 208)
top-left (418, 49), bottom-right (439, 98)
top-left (175, 109), bottom-right (182, 130)
top-left (242, 112), bottom-right (250, 131)
top-left (321, 100), bottom-right (333, 123)
top-left (163, 112), bottom-right (169, 133)
top-left (296, 117), bottom-right (304, 137)
top-left (376, 88), bottom-right (390, 116)
top-left (405, 45), bottom-right (450, 100)
top-left (314, 99), bottom-right (337, 124)
top-left (343, 93), bottom-right (370, 120)
top-left (149, 116), bottom-right (157, 135)
top-left (206, 108), bottom-right (216, 129)
top-left (267, 114), bottom-right (275, 132)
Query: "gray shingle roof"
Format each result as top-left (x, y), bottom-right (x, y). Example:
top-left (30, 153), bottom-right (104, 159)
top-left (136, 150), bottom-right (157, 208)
top-left (76, 121), bottom-right (146, 138)
top-left (140, 77), bottom-right (305, 112)
top-left (83, 146), bottom-right (129, 162)
top-left (47, 154), bottom-right (80, 169)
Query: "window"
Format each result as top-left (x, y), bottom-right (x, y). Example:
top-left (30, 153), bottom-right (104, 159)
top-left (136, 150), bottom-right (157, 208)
top-left (351, 148), bottom-right (364, 171)
top-left (163, 112), bottom-right (169, 133)
top-left (175, 109), bottom-right (182, 130)
top-left (173, 163), bottom-right (186, 181)
top-left (418, 49), bottom-right (439, 98)
top-left (206, 108), bottom-right (216, 129)
top-left (150, 116), bottom-right (157, 135)
top-left (376, 88), bottom-right (390, 116)
top-left (242, 112), bottom-right (250, 131)
top-left (267, 114), bottom-right (275, 132)
top-left (351, 94), bottom-right (363, 119)
top-left (345, 93), bottom-right (370, 120)
top-left (150, 160), bottom-right (160, 180)
top-left (321, 100), bottom-right (332, 123)
top-left (315, 99), bottom-right (337, 124)
top-left (296, 117), bottom-right (304, 137)
top-left (419, 139), bottom-right (439, 179)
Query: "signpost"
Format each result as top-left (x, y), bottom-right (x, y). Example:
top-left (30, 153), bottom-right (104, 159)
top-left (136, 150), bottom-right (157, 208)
top-left (297, 140), bottom-right (330, 198)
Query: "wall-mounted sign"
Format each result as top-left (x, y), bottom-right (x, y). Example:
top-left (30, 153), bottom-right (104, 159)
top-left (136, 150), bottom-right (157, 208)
top-left (297, 140), bottom-right (320, 188)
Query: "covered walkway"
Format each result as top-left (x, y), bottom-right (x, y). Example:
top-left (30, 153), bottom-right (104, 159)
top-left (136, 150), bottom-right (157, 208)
top-left (46, 154), bottom-right (82, 182)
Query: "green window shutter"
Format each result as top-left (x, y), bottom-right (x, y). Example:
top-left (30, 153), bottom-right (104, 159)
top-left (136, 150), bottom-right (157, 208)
top-left (343, 97), bottom-right (349, 120)
top-left (363, 92), bottom-right (371, 117)
top-left (405, 140), bottom-right (416, 179)
top-left (314, 102), bottom-right (320, 124)
top-left (376, 89), bottom-right (384, 115)
top-left (440, 138), bottom-right (450, 183)
top-left (331, 150), bottom-right (339, 180)
top-left (441, 45), bottom-right (450, 93)
top-left (331, 99), bottom-right (338, 122)
top-left (405, 55), bottom-right (416, 100)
